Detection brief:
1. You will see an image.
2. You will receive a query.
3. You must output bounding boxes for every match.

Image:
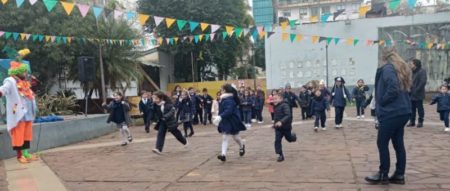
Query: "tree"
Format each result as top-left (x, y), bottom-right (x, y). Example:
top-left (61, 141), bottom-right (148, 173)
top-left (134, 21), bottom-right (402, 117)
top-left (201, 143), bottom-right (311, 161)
top-left (138, 0), bottom-right (253, 81)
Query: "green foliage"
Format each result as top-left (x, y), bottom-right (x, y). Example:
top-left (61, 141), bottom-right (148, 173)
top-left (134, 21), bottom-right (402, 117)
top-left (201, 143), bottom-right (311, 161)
top-left (138, 0), bottom-right (254, 81)
top-left (36, 92), bottom-right (78, 116)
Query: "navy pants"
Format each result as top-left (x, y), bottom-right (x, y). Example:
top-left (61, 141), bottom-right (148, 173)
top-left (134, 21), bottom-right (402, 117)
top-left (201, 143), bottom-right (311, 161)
top-left (243, 110), bottom-right (252, 124)
top-left (439, 110), bottom-right (450, 127)
top-left (377, 115), bottom-right (409, 176)
top-left (410, 100), bottom-right (424, 124)
top-left (203, 109), bottom-right (212, 125)
top-left (335, 106), bottom-right (345, 125)
top-left (355, 99), bottom-right (365, 116)
top-left (143, 112), bottom-right (153, 131)
top-left (314, 111), bottom-right (326, 127)
top-left (255, 108), bottom-right (263, 122)
top-left (183, 121), bottom-right (194, 137)
top-left (274, 128), bottom-right (296, 156)
top-left (301, 107), bottom-right (309, 120)
top-left (156, 123), bottom-right (186, 152)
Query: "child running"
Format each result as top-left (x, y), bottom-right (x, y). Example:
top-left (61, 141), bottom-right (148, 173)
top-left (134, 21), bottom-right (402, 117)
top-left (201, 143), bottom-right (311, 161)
top-left (272, 92), bottom-right (297, 162)
top-left (177, 90), bottom-right (195, 137)
top-left (430, 84), bottom-right (450, 132)
top-left (213, 84), bottom-right (246, 162)
top-left (311, 90), bottom-right (330, 132)
top-left (103, 92), bottom-right (133, 146)
top-left (330, 77), bottom-right (352, 129)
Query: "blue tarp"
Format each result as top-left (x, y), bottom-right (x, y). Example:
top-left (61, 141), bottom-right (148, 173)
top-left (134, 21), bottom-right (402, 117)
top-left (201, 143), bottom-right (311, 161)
top-left (34, 115), bottom-right (64, 123)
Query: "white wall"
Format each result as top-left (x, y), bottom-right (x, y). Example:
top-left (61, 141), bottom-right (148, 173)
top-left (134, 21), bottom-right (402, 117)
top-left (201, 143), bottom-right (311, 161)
top-left (49, 80), bottom-right (138, 99)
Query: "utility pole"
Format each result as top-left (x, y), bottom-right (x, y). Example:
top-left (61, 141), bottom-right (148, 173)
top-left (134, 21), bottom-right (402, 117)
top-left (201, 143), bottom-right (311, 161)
top-left (191, 51), bottom-right (195, 82)
top-left (325, 44), bottom-right (329, 89)
top-left (252, 45), bottom-right (257, 90)
top-left (95, 0), bottom-right (107, 104)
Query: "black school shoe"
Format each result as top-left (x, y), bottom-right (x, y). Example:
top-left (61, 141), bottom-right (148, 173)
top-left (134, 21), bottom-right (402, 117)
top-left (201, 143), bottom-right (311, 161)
top-left (417, 123), bottom-right (423, 128)
top-left (217, 155), bottom-right (226, 162)
top-left (239, 145), bottom-right (245, 156)
top-left (277, 154), bottom-right (284, 162)
top-left (389, 174), bottom-right (405, 185)
top-left (365, 172), bottom-right (389, 185)
top-left (128, 136), bottom-right (133, 142)
top-left (406, 123), bottom-right (415, 127)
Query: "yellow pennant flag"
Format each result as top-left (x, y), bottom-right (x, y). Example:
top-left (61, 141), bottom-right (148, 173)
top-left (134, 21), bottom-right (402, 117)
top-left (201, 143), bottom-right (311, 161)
top-left (310, 16), bottom-right (319, 23)
top-left (174, 37), bottom-right (179, 44)
top-left (200, 23), bottom-right (209, 32)
top-left (226, 26), bottom-right (234, 37)
top-left (199, 34), bottom-right (204, 42)
top-left (259, 31), bottom-right (266, 39)
top-left (346, 38), bottom-right (354, 45)
top-left (157, 37), bottom-right (163, 45)
top-left (1, 0), bottom-right (7, 5)
top-left (67, 37), bottom-right (72, 44)
top-left (165, 18), bottom-right (176, 28)
top-left (379, 40), bottom-right (385, 46)
top-left (281, 33), bottom-right (289, 41)
top-left (359, 5), bottom-right (370, 17)
top-left (296, 34), bottom-right (303, 42)
top-left (45, 36), bottom-right (51, 42)
top-left (311, 36), bottom-right (319, 44)
top-left (138, 14), bottom-right (150, 26)
top-left (20, 33), bottom-right (27, 40)
top-left (427, 43), bottom-right (433, 49)
top-left (280, 21), bottom-right (288, 31)
top-left (61, 1), bottom-right (75, 15)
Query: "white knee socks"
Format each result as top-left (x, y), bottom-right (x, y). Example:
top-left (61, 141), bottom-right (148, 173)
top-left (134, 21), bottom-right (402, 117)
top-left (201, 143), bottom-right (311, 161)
top-left (221, 134), bottom-right (244, 156)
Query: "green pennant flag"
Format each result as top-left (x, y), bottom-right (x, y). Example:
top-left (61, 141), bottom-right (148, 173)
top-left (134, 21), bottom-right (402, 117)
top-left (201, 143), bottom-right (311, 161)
top-left (334, 38), bottom-right (340, 45)
top-left (205, 34), bottom-right (210, 41)
top-left (169, 38), bottom-right (174, 45)
top-left (56, 36), bottom-right (61, 44)
top-left (327, 37), bottom-right (333, 44)
top-left (177, 20), bottom-right (187, 31)
top-left (140, 39), bottom-right (145, 46)
top-left (62, 37), bottom-right (67, 44)
top-left (353, 39), bottom-right (359, 46)
top-left (43, 0), bottom-right (58, 12)
top-left (389, 0), bottom-right (401, 11)
top-left (234, 28), bottom-right (243, 38)
top-left (189, 21), bottom-right (199, 32)
top-left (127, 40), bottom-right (132, 45)
top-left (289, 20), bottom-right (297, 29)
top-left (290, 34), bottom-right (296, 42)
top-left (222, 31), bottom-right (227, 40)
top-left (32, 34), bottom-right (39, 41)
top-left (38, 35), bottom-right (45, 42)
top-left (12, 32), bottom-right (19, 41)
top-left (4, 32), bottom-right (12, 39)
top-left (194, 35), bottom-right (199, 43)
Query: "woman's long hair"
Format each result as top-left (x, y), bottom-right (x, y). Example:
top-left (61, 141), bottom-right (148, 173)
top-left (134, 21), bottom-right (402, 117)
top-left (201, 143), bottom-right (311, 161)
top-left (153, 91), bottom-right (173, 104)
top-left (222, 84), bottom-right (240, 105)
top-left (381, 47), bottom-right (412, 91)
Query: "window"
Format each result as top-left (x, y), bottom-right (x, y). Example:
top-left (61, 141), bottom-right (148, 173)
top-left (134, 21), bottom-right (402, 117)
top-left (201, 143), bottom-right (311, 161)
top-left (321, 6), bottom-right (330, 14)
top-left (336, 5), bottom-right (345, 11)
top-left (351, 3), bottom-right (359, 12)
top-left (299, 8), bottom-right (308, 16)
top-left (283, 11), bottom-right (291, 17)
top-left (311, 7), bottom-right (319, 16)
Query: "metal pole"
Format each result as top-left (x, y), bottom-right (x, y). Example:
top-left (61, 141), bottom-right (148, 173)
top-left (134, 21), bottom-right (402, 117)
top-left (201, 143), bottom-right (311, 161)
top-left (252, 45), bottom-right (257, 90)
top-left (95, 0), bottom-right (107, 104)
top-left (85, 90), bottom-right (88, 117)
top-left (191, 51), bottom-right (195, 82)
top-left (326, 44), bottom-right (329, 89)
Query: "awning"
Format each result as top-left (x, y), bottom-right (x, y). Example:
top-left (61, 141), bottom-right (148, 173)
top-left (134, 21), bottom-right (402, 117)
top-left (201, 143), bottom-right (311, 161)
top-left (137, 48), bottom-right (163, 67)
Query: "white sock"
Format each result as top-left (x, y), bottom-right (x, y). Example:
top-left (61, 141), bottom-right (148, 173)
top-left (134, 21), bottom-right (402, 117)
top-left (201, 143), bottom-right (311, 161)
top-left (120, 129), bottom-right (127, 143)
top-left (232, 134), bottom-right (243, 148)
top-left (221, 134), bottom-right (229, 156)
top-left (122, 125), bottom-right (131, 138)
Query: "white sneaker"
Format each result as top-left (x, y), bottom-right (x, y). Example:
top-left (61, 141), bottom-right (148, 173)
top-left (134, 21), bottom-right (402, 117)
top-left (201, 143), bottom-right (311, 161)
top-left (445, 128), bottom-right (450, 132)
top-left (357, 116), bottom-right (361, 119)
top-left (361, 115), bottom-right (365, 119)
top-left (184, 139), bottom-right (190, 149)
top-left (314, 127), bottom-right (318, 132)
top-left (251, 119), bottom-right (257, 123)
top-left (258, 121), bottom-right (263, 124)
top-left (245, 124), bottom-right (252, 129)
top-left (321, 127), bottom-right (327, 131)
top-left (271, 120), bottom-right (274, 123)
top-left (152, 148), bottom-right (162, 155)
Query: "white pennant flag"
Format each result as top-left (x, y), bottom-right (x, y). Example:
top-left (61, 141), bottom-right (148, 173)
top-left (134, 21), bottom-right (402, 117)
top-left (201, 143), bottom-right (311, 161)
top-left (114, 10), bottom-right (123, 19)
top-left (243, 28), bottom-right (250, 36)
top-left (153, 16), bottom-right (165, 27)
top-left (210, 24), bottom-right (220, 33)
top-left (29, 0), bottom-right (38, 5)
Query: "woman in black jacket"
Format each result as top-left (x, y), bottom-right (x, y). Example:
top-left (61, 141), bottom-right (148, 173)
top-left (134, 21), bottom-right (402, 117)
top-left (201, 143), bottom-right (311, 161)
top-left (152, 92), bottom-right (188, 155)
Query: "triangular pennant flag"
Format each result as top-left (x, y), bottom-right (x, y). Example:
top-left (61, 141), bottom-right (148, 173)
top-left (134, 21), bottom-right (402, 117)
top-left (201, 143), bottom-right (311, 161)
top-left (93, 6), bottom-right (103, 19)
top-left (199, 34), bottom-right (204, 42)
top-left (289, 20), bottom-right (297, 28)
top-left (174, 37), bottom-right (179, 44)
top-left (200, 23), bottom-right (209, 32)
top-left (141, 38), bottom-right (146, 46)
top-left (12, 32), bottom-right (19, 41)
top-left (62, 37), bottom-right (67, 44)
top-left (257, 26), bottom-right (264, 33)
top-left (4, 32), bottom-right (11, 39)
top-left (77, 4), bottom-right (90, 18)
top-left (358, 5), bottom-right (370, 17)
top-left (61, 1), bottom-right (75, 15)
top-left (290, 34), bottom-right (296, 42)
top-left (45, 36), bottom-right (51, 42)
top-left (1, 0), bottom-right (7, 4)
top-left (0, 31), bottom-right (3, 38)
top-left (296, 34), bottom-right (303, 42)
top-left (126, 12), bottom-right (136, 20)
top-left (265, 24), bottom-right (273, 32)
top-left (321, 14), bottom-right (331, 23)
top-left (56, 36), bottom-right (61, 44)
top-left (379, 40), bottom-right (385, 46)
top-left (311, 36), bottom-right (319, 44)
top-left (310, 16), bottom-right (319, 23)
top-left (194, 35), bottom-right (199, 43)
top-left (333, 9), bottom-right (345, 20)
top-left (24, 34), bottom-right (31, 40)
top-left (189, 21), bottom-right (199, 32)
top-left (327, 37), bottom-right (333, 44)
top-left (226, 26), bottom-right (234, 37)
top-left (114, 10), bottom-right (123, 19)
top-left (243, 28), bottom-right (250, 36)
top-left (169, 38), bottom-right (174, 45)
top-left (389, 0), bottom-right (401, 11)
top-left (43, 0), bottom-right (58, 12)
top-left (29, 0), bottom-right (37, 5)
top-left (16, 0), bottom-right (24, 7)
top-left (319, 36), bottom-right (327, 43)
top-left (366, 40), bottom-right (373, 46)
top-left (427, 43), bottom-right (433, 49)
top-left (353, 39), bottom-right (359, 46)
top-left (280, 21), bottom-right (288, 31)
top-left (38, 35), bottom-right (44, 42)
top-left (204, 34), bottom-right (210, 41)
top-left (31, 34), bottom-right (38, 41)
top-left (210, 24), bottom-right (220, 33)
top-left (210, 33), bottom-right (215, 41)
top-left (165, 18), bottom-right (176, 28)
top-left (267, 31), bottom-right (276, 39)
top-left (407, 0), bottom-right (417, 9)
top-left (188, 36), bottom-right (194, 42)
top-left (176, 20), bottom-right (187, 31)
top-left (50, 36), bottom-right (56, 42)
top-left (281, 33), bottom-right (289, 41)
top-left (259, 31), bottom-right (266, 39)
top-left (139, 14), bottom-right (150, 26)
top-left (222, 31), bottom-right (228, 40)
top-left (346, 38), bottom-right (354, 45)
top-left (235, 28), bottom-right (243, 38)
top-left (19, 33), bottom-right (26, 40)
top-left (252, 30), bottom-right (259, 42)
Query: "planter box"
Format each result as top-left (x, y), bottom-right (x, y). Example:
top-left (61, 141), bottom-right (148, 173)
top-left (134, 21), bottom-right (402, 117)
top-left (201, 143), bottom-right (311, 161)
top-left (0, 114), bottom-right (114, 159)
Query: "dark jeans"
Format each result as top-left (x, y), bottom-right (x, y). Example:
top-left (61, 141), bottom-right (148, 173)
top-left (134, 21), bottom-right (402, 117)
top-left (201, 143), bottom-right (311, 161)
top-left (335, 106), bottom-right (345, 125)
top-left (203, 109), bottom-right (212, 125)
top-left (252, 108), bottom-right (256, 119)
top-left (301, 107), bottom-right (309, 120)
top-left (355, 99), bottom-right (365, 116)
top-left (274, 128), bottom-right (296, 156)
top-left (377, 115), bottom-right (409, 176)
top-left (143, 112), bottom-right (153, 131)
top-left (155, 123), bottom-right (187, 152)
top-left (314, 111), bottom-right (326, 127)
top-left (410, 100), bottom-right (424, 124)
top-left (256, 108), bottom-right (263, 122)
top-left (243, 110), bottom-right (252, 124)
top-left (193, 108), bottom-right (203, 124)
top-left (270, 112), bottom-right (274, 121)
top-left (439, 110), bottom-right (450, 127)
top-left (183, 121), bottom-right (194, 137)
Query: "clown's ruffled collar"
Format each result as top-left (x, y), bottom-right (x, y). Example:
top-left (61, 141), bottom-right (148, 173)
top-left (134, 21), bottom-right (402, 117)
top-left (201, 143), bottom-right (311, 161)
top-left (12, 75), bottom-right (34, 100)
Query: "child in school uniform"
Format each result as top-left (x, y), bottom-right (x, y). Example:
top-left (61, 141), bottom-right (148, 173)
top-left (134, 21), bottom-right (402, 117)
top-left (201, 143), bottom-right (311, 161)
top-left (430, 84), bottom-right (450, 132)
top-left (177, 91), bottom-right (195, 137)
top-left (298, 86), bottom-right (312, 120)
top-left (311, 90), bottom-right (330, 132)
top-left (103, 92), bottom-right (133, 146)
top-left (272, 92), bottom-right (297, 162)
top-left (212, 92), bottom-right (221, 117)
top-left (352, 79), bottom-right (370, 119)
top-left (201, 88), bottom-right (214, 125)
top-left (241, 90), bottom-right (255, 128)
top-left (139, 91), bottom-right (154, 133)
top-left (330, 77), bottom-right (352, 129)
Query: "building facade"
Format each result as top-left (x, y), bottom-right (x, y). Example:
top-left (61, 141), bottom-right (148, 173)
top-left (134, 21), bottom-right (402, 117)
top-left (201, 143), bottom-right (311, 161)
top-left (253, 0), bottom-right (276, 26)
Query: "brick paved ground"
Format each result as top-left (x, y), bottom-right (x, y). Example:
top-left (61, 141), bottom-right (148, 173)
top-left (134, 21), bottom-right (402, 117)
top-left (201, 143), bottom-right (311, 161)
top-left (0, 160), bottom-right (8, 191)
top-left (20, 105), bottom-right (450, 190)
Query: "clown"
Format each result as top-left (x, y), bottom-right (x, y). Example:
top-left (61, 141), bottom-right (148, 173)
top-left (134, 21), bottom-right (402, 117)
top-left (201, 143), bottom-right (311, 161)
top-left (0, 47), bottom-right (38, 163)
